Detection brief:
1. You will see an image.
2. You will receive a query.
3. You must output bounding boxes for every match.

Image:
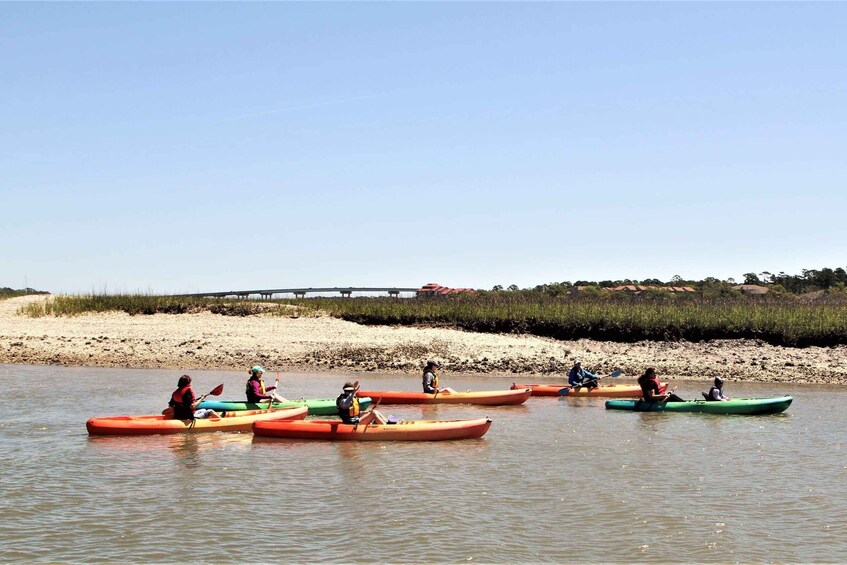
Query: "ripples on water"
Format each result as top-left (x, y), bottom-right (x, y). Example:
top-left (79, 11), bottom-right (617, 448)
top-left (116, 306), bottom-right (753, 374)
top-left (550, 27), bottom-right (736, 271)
top-left (1, 364), bottom-right (845, 563)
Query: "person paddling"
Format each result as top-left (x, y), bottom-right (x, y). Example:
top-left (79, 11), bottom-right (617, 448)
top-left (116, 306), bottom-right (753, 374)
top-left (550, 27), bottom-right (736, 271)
top-left (705, 376), bottom-right (731, 401)
top-left (336, 381), bottom-right (362, 424)
top-left (568, 360), bottom-right (599, 389)
top-left (337, 381), bottom-right (386, 425)
top-left (422, 360), bottom-right (455, 394)
top-left (246, 365), bottom-right (288, 404)
top-left (168, 374), bottom-right (222, 420)
top-left (638, 368), bottom-right (684, 402)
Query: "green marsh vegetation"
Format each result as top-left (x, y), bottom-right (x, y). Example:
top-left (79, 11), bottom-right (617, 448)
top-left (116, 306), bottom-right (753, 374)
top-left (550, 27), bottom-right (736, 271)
top-left (15, 267), bottom-right (847, 348)
top-left (19, 293), bottom-right (270, 317)
top-left (286, 285), bottom-right (847, 348)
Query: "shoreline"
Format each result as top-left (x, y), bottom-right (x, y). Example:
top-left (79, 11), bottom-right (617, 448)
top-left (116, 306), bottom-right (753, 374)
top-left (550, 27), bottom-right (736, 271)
top-left (2, 295), bottom-right (846, 385)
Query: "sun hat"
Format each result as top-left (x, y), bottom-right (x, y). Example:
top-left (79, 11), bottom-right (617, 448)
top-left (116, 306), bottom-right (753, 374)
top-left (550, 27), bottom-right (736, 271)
top-left (251, 365), bottom-right (265, 374)
top-left (426, 359), bottom-right (441, 368)
top-left (342, 381), bottom-right (356, 392)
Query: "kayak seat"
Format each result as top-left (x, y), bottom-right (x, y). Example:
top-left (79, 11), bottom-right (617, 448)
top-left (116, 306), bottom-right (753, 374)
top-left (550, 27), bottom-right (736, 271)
top-left (702, 392), bottom-right (709, 400)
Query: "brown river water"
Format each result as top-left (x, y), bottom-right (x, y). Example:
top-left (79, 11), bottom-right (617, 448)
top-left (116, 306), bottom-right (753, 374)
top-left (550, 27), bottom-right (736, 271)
top-left (1, 364), bottom-right (845, 564)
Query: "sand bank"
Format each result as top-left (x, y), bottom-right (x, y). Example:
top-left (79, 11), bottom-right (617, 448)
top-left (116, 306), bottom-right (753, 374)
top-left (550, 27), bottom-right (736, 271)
top-left (1, 295), bottom-right (846, 384)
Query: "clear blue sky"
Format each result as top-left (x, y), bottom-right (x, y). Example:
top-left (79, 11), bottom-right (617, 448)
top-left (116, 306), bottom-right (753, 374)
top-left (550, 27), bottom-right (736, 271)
top-left (3, 3), bottom-right (845, 294)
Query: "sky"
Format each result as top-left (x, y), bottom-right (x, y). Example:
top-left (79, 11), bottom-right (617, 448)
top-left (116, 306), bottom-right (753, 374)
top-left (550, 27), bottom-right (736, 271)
top-left (2, 3), bottom-right (846, 294)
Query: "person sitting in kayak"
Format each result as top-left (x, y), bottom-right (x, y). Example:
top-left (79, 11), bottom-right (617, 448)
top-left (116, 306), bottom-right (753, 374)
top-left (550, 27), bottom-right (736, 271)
top-left (568, 360), bottom-right (599, 389)
top-left (422, 360), bottom-right (455, 394)
top-left (638, 368), bottom-right (684, 402)
top-left (168, 374), bottom-right (222, 420)
top-left (246, 365), bottom-right (288, 404)
top-left (704, 376), bottom-right (731, 401)
top-left (337, 381), bottom-right (387, 425)
top-left (337, 381), bottom-right (362, 424)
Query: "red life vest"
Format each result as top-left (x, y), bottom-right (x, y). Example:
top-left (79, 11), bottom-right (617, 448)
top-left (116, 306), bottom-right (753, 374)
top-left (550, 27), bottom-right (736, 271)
top-left (170, 385), bottom-right (194, 419)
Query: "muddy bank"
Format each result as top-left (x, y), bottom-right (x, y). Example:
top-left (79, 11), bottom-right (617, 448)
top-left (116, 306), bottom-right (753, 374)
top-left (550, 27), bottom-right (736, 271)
top-left (1, 295), bottom-right (846, 384)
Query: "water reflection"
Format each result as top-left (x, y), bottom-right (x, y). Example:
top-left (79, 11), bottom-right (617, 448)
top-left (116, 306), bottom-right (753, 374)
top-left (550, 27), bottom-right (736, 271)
top-left (168, 434), bottom-right (201, 469)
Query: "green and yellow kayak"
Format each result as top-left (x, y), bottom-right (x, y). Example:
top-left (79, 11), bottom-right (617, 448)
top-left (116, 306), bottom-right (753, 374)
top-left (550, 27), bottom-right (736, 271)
top-left (198, 397), bottom-right (371, 416)
top-left (605, 396), bottom-right (793, 415)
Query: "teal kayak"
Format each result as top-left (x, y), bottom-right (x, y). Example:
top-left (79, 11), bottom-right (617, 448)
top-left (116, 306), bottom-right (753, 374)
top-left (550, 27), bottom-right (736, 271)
top-left (605, 396), bottom-right (793, 415)
top-left (198, 397), bottom-right (372, 416)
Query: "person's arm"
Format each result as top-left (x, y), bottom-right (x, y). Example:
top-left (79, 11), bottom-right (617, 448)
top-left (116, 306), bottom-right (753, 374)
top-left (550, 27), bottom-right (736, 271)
top-left (337, 393), bottom-right (353, 409)
top-left (584, 370), bottom-right (597, 381)
top-left (250, 380), bottom-right (272, 400)
top-left (568, 368), bottom-right (578, 386)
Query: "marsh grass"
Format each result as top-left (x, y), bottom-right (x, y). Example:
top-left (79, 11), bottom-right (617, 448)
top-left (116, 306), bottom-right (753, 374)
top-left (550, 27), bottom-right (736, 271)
top-left (17, 292), bottom-right (847, 347)
top-left (20, 294), bottom-right (273, 317)
top-left (285, 294), bottom-right (847, 347)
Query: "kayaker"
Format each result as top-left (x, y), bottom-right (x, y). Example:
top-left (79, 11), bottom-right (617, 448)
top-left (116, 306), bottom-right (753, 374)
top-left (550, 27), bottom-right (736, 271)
top-left (422, 360), bottom-right (455, 394)
top-left (246, 365), bottom-right (288, 404)
top-left (637, 368), bottom-right (684, 402)
top-left (168, 374), bottom-right (222, 420)
top-left (705, 376), bottom-right (731, 401)
top-left (336, 381), bottom-right (362, 424)
top-left (568, 360), bottom-right (599, 389)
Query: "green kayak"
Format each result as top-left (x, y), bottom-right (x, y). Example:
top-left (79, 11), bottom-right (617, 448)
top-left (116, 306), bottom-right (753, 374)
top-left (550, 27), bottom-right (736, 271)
top-left (198, 397), bottom-right (372, 416)
top-left (605, 396), bottom-right (793, 415)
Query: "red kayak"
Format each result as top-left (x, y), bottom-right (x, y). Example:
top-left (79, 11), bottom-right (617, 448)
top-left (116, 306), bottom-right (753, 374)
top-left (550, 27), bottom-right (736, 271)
top-left (356, 388), bottom-right (531, 405)
top-left (86, 406), bottom-right (309, 436)
top-left (254, 417), bottom-right (493, 441)
top-left (511, 383), bottom-right (669, 398)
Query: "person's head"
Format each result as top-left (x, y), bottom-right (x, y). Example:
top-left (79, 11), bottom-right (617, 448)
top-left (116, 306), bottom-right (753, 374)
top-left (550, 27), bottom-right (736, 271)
top-left (714, 376), bottom-right (724, 387)
top-left (426, 359), bottom-right (441, 370)
top-left (250, 365), bottom-right (265, 379)
top-left (573, 360), bottom-right (582, 368)
top-left (342, 381), bottom-right (356, 393)
top-left (177, 374), bottom-right (191, 388)
top-left (643, 368), bottom-right (656, 379)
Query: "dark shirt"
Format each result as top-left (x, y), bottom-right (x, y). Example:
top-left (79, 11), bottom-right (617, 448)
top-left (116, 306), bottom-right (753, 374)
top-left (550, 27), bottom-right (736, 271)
top-left (336, 392), bottom-right (358, 424)
top-left (422, 371), bottom-right (437, 394)
top-left (639, 376), bottom-right (662, 401)
top-left (170, 386), bottom-right (195, 419)
top-left (707, 386), bottom-right (727, 401)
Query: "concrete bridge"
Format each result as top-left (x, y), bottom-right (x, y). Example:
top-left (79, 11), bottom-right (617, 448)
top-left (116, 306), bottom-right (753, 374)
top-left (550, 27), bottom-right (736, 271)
top-left (178, 287), bottom-right (420, 299)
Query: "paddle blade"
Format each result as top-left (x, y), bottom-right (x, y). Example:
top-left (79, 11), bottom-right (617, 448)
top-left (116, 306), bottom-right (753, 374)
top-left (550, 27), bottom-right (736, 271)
top-left (557, 387), bottom-right (572, 396)
top-left (209, 384), bottom-right (224, 396)
top-left (609, 370), bottom-right (623, 378)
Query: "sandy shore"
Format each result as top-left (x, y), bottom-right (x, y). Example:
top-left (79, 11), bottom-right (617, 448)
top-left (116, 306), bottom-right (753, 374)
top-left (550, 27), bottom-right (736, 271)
top-left (1, 295), bottom-right (846, 384)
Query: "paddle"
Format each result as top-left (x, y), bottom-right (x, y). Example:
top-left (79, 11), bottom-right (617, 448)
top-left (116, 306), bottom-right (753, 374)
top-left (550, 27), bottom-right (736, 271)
top-left (268, 372), bottom-right (280, 411)
top-left (197, 383), bottom-right (225, 420)
top-left (558, 370), bottom-right (622, 395)
top-left (362, 397), bottom-right (383, 433)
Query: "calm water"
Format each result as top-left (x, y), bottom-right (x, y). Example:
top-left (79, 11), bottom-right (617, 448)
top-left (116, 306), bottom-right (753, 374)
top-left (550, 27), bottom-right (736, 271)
top-left (1, 364), bottom-right (845, 564)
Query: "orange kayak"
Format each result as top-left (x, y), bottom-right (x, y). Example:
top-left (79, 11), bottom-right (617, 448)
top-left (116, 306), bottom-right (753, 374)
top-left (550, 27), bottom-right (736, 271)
top-left (86, 406), bottom-right (309, 436)
top-left (356, 388), bottom-right (531, 405)
top-left (511, 383), bottom-right (669, 397)
top-left (254, 417), bottom-right (492, 441)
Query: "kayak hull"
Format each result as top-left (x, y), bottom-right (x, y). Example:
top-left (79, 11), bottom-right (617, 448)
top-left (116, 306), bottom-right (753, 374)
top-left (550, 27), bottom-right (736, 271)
top-left (86, 406), bottom-right (309, 436)
top-left (198, 397), bottom-right (371, 416)
top-left (513, 383), bottom-right (668, 397)
top-left (254, 417), bottom-right (492, 441)
top-left (605, 397), bottom-right (793, 415)
top-left (355, 388), bottom-right (531, 405)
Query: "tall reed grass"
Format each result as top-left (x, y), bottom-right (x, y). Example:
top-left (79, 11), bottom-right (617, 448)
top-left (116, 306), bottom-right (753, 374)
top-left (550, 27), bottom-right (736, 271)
top-left (20, 294), bottom-right (270, 317)
top-left (286, 294), bottom-right (847, 347)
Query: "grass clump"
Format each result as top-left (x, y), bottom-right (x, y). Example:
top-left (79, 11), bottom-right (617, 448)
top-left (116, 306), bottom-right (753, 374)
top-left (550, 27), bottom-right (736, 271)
top-left (20, 294), bottom-right (270, 317)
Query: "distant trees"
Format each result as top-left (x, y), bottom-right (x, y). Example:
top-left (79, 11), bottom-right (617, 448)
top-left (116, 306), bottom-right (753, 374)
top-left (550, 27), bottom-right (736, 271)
top-left (487, 265), bottom-right (847, 298)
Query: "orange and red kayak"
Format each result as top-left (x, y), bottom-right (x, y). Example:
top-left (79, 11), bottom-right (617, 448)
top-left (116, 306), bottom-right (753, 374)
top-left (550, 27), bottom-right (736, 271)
top-left (253, 417), bottom-right (492, 441)
top-left (355, 388), bottom-right (531, 405)
top-left (511, 383), bottom-right (669, 398)
top-left (86, 406), bottom-right (309, 436)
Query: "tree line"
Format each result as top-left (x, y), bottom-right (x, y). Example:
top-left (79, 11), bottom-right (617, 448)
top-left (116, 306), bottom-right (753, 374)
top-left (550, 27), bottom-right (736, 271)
top-left (490, 266), bottom-right (847, 297)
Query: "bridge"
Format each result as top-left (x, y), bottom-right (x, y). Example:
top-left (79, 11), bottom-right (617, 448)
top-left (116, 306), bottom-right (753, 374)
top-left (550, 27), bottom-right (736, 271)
top-left (178, 287), bottom-right (420, 299)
